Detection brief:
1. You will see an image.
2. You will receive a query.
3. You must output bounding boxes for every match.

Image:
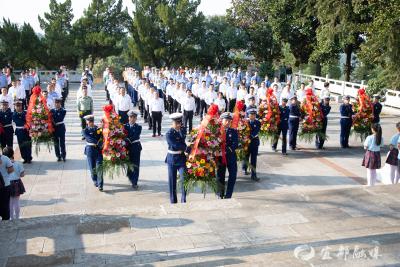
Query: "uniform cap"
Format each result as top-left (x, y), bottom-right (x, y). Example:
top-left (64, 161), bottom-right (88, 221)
top-left (373, 94), bottom-right (381, 99)
top-left (169, 113), bottom-right (183, 122)
top-left (220, 112), bottom-right (233, 120)
top-left (84, 114), bottom-right (94, 121)
top-left (324, 96), bottom-right (331, 100)
top-left (247, 108), bottom-right (257, 115)
top-left (127, 110), bottom-right (139, 117)
top-left (14, 100), bottom-right (23, 105)
top-left (281, 98), bottom-right (288, 103)
top-left (0, 100), bottom-right (9, 104)
top-left (290, 95), bottom-right (297, 100)
top-left (54, 97), bottom-right (63, 102)
top-left (342, 95), bottom-right (350, 100)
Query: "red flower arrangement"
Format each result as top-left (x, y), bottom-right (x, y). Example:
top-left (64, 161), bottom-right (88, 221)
top-left (352, 88), bottom-right (374, 141)
top-left (101, 104), bottom-right (131, 178)
top-left (25, 85), bottom-right (54, 154)
top-left (259, 88), bottom-right (280, 142)
top-left (232, 101), bottom-right (251, 161)
top-left (299, 88), bottom-right (324, 142)
top-left (185, 104), bottom-right (222, 196)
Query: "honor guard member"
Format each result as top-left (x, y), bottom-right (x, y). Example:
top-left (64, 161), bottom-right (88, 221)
top-left (165, 113), bottom-right (187, 204)
top-left (77, 85), bottom-right (93, 139)
top-left (82, 115), bottom-right (104, 191)
top-left (12, 100), bottom-right (32, 163)
top-left (372, 95), bottom-right (382, 123)
top-left (339, 95), bottom-right (354, 148)
top-left (245, 96), bottom-right (257, 118)
top-left (242, 108), bottom-right (261, 181)
top-left (181, 89), bottom-right (195, 133)
top-left (124, 110), bottom-right (142, 189)
top-left (288, 96), bottom-right (301, 150)
top-left (272, 98), bottom-right (290, 155)
top-left (51, 98), bottom-right (67, 161)
top-left (217, 112), bottom-right (239, 199)
top-left (315, 97), bottom-right (331, 149)
top-left (0, 100), bottom-right (14, 149)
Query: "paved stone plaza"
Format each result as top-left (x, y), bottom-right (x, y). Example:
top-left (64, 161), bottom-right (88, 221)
top-left (0, 84), bottom-right (400, 266)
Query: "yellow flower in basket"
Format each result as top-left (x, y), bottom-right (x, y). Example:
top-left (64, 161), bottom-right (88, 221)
top-left (200, 159), bottom-right (206, 164)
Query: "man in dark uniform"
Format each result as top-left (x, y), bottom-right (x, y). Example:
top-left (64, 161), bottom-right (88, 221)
top-left (51, 98), bottom-right (67, 161)
top-left (339, 95), bottom-right (354, 148)
top-left (245, 96), bottom-right (257, 118)
top-left (242, 108), bottom-right (261, 181)
top-left (12, 100), bottom-right (32, 163)
top-left (82, 115), bottom-right (104, 191)
top-left (316, 97), bottom-right (331, 149)
top-left (165, 113), bottom-right (187, 203)
top-left (272, 98), bottom-right (290, 155)
top-left (217, 112), bottom-right (239, 199)
top-left (372, 95), bottom-right (382, 123)
top-left (0, 100), bottom-right (14, 149)
top-left (124, 110), bottom-right (142, 190)
top-left (288, 96), bottom-right (301, 150)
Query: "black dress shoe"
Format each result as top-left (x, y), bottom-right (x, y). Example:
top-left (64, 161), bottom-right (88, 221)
top-left (152, 134), bottom-right (156, 137)
top-left (81, 137), bottom-right (85, 140)
top-left (132, 185), bottom-right (139, 190)
top-left (23, 160), bottom-right (27, 164)
top-left (244, 170), bottom-right (250, 175)
top-left (251, 175), bottom-right (260, 182)
top-left (57, 157), bottom-right (62, 162)
top-left (93, 183), bottom-right (98, 187)
top-left (99, 187), bottom-right (103, 191)
top-left (62, 158), bottom-right (66, 162)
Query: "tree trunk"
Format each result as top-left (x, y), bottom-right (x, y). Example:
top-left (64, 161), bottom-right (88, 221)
top-left (90, 57), bottom-right (95, 70)
top-left (315, 61), bottom-right (322, 76)
top-left (344, 45), bottom-right (353, 82)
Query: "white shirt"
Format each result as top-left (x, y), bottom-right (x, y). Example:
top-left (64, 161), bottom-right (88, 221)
top-left (177, 90), bottom-right (186, 104)
top-left (8, 85), bottom-right (26, 100)
top-left (257, 87), bottom-right (266, 101)
top-left (226, 86), bottom-right (237, 100)
top-left (144, 90), bottom-right (154, 106)
top-left (279, 90), bottom-right (292, 104)
top-left (364, 135), bottom-right (384, 152)
top-left (46, 97), bottom-right (55, 110)
top-left (191, 83), bottom-right (200, 97)
top-left (204, 90), bottom-right (217, 105)
top-left (0, 95), bottom-right (13, 111)
top-left (296, 89), bottom-right (305, 102)
top-left (149, 98), bottom-right (164, 113)
top-left (214, 98), bottom-right (226, 112)
top-left (115, 94), bottom-right (133, 112)
top-left (237, 89), bottom-right (247, 101)
top-left (181, 96), bottom-right (196, 112)
top-left (166, 84), bottom-right (174, 97)
top-left (198, 86), bottom-right (208, 100)
top-left (219, 83), bottom-right (228, 96)
top-left (245, 93), bottom-right (258, 106)
top-left (320, 88), bottom-right (330, 100)
top-left (55, 83), bottom-right (63, 96)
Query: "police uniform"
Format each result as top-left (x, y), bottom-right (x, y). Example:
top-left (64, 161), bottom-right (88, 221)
top-left (82, 115), bottom-right (104, 190)
top-left (12, 101), bottom-right (32, 163)
top-left (289, 97), bottom-right (301, 150)
top-left (217, 112), bottom-right (239, 199)
top-left (339, 96), bottom-right (353, 148)
top-left (165, 113), bottom-right (187, 203)
top-left (0, 100), bottom-right (14, 149)
top-left (242, 109), bottom-right (261, 181)
top-left (315, 98), bottom-right (331, 149)
top-left (51, 99), bottom-right (67, 161)
top-left (372, 95), bottom-right (382, 123)
top-left (124, 111), bottom-right (142, 188)
top-left (272, 99), bottom-right (290, 154)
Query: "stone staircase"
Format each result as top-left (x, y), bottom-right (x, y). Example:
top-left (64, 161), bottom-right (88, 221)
top-left (1, 185), bottom-right (400, 266)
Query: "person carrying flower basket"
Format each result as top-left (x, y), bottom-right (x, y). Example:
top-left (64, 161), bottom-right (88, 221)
top-left (339, 95), bottom-right (354, 148)
top-left (243, 108), bottom-right (261, 181)
top-left (0, 100), bottom-right (13, 149)
top-left (50, 98), bottom-right (67, 162)
top-left (165, 113), bottom-right (187, 203)
top-left (272, 98), bottom-right (290, 155)
top-left (289, 96), bottom-right (301, 150)
top-left (315, 97), bottom-right (331, 149)
top-left (124, 110), bottom-right (142, 190)
top-left (259, 88), bottom-right (280, 143)
top-left (298, 88), bottom-right (324, 144)
top-left (77, 85), bottom-right (93, 140)
top-left (352, 88), bottom-right (374, 142)
top-left (82, 115), bottom-right (104, 191)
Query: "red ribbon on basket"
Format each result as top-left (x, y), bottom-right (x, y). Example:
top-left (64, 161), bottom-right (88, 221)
top-left (101, 104), bottom-right (115, 153)
top-left (189, 104), bottom-right (223, 162)
top-left (25, 85), bottom-right (54, 133)
top-left (357, 88), bottom-right (372, 112)
top-left (265, 88), bottom-right (280, 124)
top-left (231, 101), bottom-right (244, 129)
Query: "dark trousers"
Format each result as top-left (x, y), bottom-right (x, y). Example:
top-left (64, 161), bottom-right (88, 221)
top-left (217, 155), bottom-right (237, 199)
top-left (25, 90), bottom-right (30, 107)
top-left (86, 147), bottom-right (103, 188)
top-left (105, 85), bottom-right (110, 101)
top-left (183, 110), bottom-right (194, 133)
top-left (289, 118), bottom-right (299, 149)
top-left (118, 110), bottom-right (129, 125)
top-left (152, 111), bottom-right (162, 135)
top-left (0, 186), bottom-right (10, 220)
top-left (139, 98), bottom-right (144, 116)
top-left (0, 127), bottom-right (14, 149)
top-left (316, 119), bottom-right (328, 149)
top-left (168, 164), bottom-right (186, 203)
top-left (229, 99), bottom-right (236, 112)
top-left (54, 131), bottom-right (66, 159)
top-left (15, 129), bottom-right (32, 162)
top-left (167, 96), bottom-right (174, 114)
top-left (340, 118), bottom-right (352, 148)
top-left (272, 126), bottom-right (288, 154)
top-left (199, 100), bottom-right (207, 120)
top-left (195, 96), bottom-right (200, 115)
top-left (242, 139), bottom-right (259, 176)
top-left (127, 149), bottom-right (141, 186)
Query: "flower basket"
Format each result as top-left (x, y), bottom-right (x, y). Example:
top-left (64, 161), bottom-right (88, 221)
top-left (299, 88), bottom-right (324, 143)
top-left (352, 88), bottom-right (374, 141)
top-left (259, 88), bottom-right (280, 143)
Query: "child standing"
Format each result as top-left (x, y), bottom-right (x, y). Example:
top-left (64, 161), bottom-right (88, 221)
top-left (3, 147), bottom-right (25, 219)
top-left (386, 122), bottom-right (400, 184)
top-left (362, 123), bottom-right (384, 186)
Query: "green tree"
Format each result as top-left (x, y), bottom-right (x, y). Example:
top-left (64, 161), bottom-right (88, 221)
top-left (0, 19), bottom-right (45, 68)
top-left (73, 0), bottom-right (130, 67)
top-left (129, 0), bottom-right (204, 67)
top-left (195, 16), bottom-right (248, 68)
top-left (38, 0), bottom-right (78, 68)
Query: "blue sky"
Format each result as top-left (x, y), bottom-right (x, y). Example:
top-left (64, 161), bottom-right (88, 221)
top-left (0, 0), bottom-right (231, 33)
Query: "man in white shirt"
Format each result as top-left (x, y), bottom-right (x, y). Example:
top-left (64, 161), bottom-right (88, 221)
top-left (270, 77), bottom-right (282, 92)
top-left (204, 84), bottom-right (217, 111)
top-left (257, 83), bottom-right (267, 104)
top-left (245, 87), bottom-right (258, 107)
top-left (191, 78), bottom-right (200, 115)
top-left (8, 80), bottom-right (26, 108)
top-left (149, 91), bottom-right (164, 137)
top-left (144, 86), bottom-right (155, 129)
top-left (76, 78), bottom-right (93, 101)
top-left (166, 78), bottom-right (175, 114)
top-left (42, 89), bottom-right (55, 110)
top-left (181, 89), bottom-right (195, 133)
top-left (320, 82), bottom-right (331, 100)
top-left (0, 88), bottom-right (13, 111)
top-left (198, 80), bottom-right (208, 120)
top-left (236, 84), bottom-right (247, 103)
top-left (214, 92), bottom-right (226, 113)
top-left (114, 87), bottom-right (133, 124)
top-left (226, 81), bottom-right (238, 112)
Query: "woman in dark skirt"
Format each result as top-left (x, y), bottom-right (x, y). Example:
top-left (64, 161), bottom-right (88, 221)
top-left (386, 122), bottom-right (400, 184)
top-left (362, 123), bottom-right (384, 186)
top-left (3, 147), bottom-right (25, 220)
